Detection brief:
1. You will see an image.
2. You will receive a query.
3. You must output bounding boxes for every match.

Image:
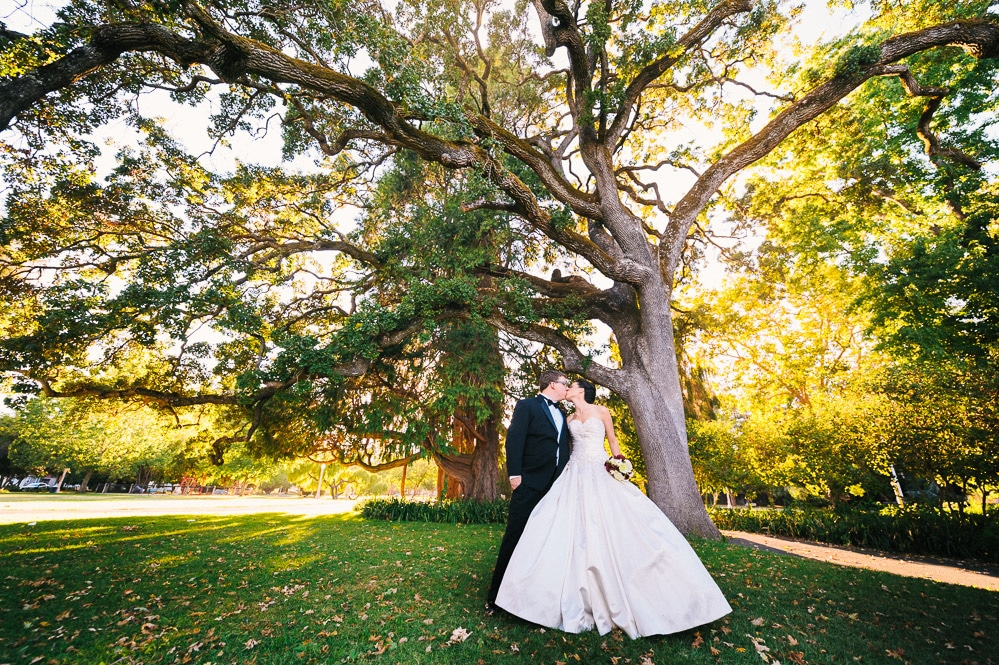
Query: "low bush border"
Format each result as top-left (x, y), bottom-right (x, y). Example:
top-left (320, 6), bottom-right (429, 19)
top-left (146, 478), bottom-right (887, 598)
top-left (359, 497), bottom-right (510, 524)
top-left (710, 505), bottom-right (999, 562)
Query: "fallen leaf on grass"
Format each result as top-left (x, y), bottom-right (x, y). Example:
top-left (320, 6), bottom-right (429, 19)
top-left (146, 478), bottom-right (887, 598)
top-left (787, 635), bottom-right (798, 646)
top-left (787, 652), bottom-right (806, 665)
top-left (885, 647), bottom-right (905, 660)
top-left (245, 638), bottom-right (259, 649)
top-left (746, 635), bottom-right (779, 664)
top-left (447, 627), bottom-right (472, 645)
top-left (710, 646), bottom-right (721, 656)
top-left (751, 617), bottom-right (766, 626)
top-left (692, 632), bottom-right (704, 649)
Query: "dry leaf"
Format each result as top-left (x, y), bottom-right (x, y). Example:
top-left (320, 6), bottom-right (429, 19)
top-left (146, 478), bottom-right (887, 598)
top-left (751, 617), bottom-right (766, 626)
top-left (692, 632), bottom-right (704, 649)
top-left (787, 635), bottom-right (799, 646)
top-left (447, 627), bottom-right (472, 645)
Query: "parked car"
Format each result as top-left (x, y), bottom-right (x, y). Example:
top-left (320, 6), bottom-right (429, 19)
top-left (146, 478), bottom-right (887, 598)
top-left (21, 482), bottom-right (55, 492)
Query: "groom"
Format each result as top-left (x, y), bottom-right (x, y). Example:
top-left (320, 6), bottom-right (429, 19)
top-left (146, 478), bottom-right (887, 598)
top-left (486, 369), bottom-right (572, 614)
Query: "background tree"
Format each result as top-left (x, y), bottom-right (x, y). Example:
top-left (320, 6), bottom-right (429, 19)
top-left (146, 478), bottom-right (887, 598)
top-left (686, 0), bottom-right (999, 511)
top-left (5, 396), bottom-right (182, 491)
top-left (2, 0), bottom-right (998, 535)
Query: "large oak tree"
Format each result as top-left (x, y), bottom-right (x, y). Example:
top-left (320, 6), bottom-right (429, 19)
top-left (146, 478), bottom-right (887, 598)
top-left (2, 0), bottom-right (997, 536)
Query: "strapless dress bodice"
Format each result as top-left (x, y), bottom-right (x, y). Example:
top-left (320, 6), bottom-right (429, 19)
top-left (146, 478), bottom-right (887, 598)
top-left (568, 418), bottom-right (607, 462)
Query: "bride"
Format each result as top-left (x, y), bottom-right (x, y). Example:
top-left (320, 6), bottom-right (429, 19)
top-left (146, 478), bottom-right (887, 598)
top-left (494, 379), bottom-right (732, 638)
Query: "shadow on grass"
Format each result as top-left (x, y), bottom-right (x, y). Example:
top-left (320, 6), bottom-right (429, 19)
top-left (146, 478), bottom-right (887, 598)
top-left (1, 514), bottom-right (996, 665)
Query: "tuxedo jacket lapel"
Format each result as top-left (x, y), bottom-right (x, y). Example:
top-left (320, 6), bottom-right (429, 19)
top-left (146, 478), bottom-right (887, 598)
top-left (538, 395), bottom-right (559, 433)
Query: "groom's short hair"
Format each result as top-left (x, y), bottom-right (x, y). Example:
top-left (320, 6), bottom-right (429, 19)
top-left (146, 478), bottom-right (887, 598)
top-left (539, 369), bottom-right (566, 392)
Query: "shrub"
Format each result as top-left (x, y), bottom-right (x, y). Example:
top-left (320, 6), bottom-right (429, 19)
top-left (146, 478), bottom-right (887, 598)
top-left (359, 497), bottom-right (510, 524)
top-left (710, 505), bottom-right (999, 563)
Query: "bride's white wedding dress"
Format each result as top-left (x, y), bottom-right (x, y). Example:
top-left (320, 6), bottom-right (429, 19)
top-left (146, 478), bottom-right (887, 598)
top-left (495, 417), bottom-right (732, 638)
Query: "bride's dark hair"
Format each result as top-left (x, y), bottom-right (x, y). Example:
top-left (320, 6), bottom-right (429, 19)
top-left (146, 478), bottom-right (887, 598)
top-left (575, 379), bottom-right (596, 404)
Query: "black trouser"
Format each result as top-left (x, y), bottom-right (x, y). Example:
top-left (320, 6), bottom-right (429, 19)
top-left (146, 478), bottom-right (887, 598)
top-left (487, 483), bottom-right (547, 603)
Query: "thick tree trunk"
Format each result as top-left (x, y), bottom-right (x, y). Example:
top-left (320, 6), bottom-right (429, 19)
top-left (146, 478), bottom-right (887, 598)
top-left (442, 416), bottom-right (471, 499)
top-left (433, 418), bottom-right (500, 501)
top-left (468, 414), bottom-right (500, 499)
top-left (607, 279), bottom-right (721, 539)
top-left (624, 362), bottom-right (721, 539)
top-left (435, 319), bottom-right (504, 501)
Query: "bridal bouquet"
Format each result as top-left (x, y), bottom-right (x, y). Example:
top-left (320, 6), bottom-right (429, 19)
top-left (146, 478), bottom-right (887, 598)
top-left (605, 454), bottom-right (634, 482)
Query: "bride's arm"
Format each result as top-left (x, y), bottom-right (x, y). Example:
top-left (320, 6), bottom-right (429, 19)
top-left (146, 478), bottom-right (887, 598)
top-left (600, 407), bottom-right (623, 457)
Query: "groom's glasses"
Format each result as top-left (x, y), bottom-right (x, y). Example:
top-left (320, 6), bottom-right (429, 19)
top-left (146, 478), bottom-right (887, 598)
top-left (554, 380), bottom-right (570, 387)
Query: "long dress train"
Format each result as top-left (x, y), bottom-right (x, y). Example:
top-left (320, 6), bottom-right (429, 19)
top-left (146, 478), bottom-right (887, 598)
top-left (495, 417), bottom-right (732, 638)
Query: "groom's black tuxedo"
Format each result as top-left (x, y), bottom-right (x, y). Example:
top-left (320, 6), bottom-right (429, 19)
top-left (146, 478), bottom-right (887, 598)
top-left (488, 394), bottom-right (572, 605)
top-left (505, 395), bottom-right (572, 490)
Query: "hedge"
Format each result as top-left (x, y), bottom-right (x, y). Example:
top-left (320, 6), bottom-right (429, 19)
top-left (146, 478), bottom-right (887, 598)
top-left (710, 505), bottom-right (999, 563)
top-left (359, 497), bottom-right (510, 524)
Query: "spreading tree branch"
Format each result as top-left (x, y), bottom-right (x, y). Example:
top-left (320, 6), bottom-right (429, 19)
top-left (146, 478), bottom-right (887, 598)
top-left (881, 64), bottom-right (983, 170)
top-left (663, 18), bottom-right (999, 276)
top-left (606, 0), bottom-right (755, 147)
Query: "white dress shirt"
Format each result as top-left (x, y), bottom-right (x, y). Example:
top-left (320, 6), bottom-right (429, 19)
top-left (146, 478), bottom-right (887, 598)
top-left (547, 399), bottom-right (563, 465)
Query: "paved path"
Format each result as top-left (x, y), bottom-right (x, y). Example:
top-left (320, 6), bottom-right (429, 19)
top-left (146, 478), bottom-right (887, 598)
top-left (723, 530), bottom-right (999, 591)
top-left (0, 494), bottom-right (358, 524)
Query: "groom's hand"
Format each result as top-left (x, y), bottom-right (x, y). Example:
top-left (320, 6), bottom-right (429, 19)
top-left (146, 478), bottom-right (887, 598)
top-left (509, 475), bottom-right (522, 490)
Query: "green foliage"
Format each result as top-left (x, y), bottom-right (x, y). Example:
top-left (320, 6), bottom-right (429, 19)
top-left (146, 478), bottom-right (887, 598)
top-left (832, 43), bottom-right (883, 80)
top-left (860, 181), bottom-right (999, 364)
top-left (359, 497), bottom-right (510, 523)
top-left (683, 0), bottom-right (999, 512)
top-left (711, 505), bottom-right (999, 562)
top-left (867, 361), bottom-right (999, 502)
top-left (688, 393), bottom-right (896, 508)
top-left (2, 397), bottom-right (182, 483)
top-left (688, 418), bottom-right (753, 497)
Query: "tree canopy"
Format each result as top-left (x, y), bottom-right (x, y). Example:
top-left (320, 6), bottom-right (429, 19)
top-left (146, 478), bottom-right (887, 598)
top-left (1, 0), bottom-right (997, 536)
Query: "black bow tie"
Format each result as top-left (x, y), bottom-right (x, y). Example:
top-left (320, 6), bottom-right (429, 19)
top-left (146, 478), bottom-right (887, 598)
top-left (543, 397), bottom-right (559, 407)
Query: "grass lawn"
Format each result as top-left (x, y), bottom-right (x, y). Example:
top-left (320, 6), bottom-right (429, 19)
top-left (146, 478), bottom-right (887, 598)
top-left (1, 513), bottom-right (996, 665)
